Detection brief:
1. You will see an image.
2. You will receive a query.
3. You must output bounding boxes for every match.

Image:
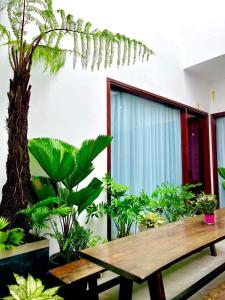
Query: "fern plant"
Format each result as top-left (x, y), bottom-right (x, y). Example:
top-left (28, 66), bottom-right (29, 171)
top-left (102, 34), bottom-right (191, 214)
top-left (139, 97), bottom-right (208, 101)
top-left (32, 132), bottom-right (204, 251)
top-left (0, 0), bottom-right (154, 230)
top-left (3, 273), bottom-right (63, 300)
top-left (0, 217), bottom-right (24, 250)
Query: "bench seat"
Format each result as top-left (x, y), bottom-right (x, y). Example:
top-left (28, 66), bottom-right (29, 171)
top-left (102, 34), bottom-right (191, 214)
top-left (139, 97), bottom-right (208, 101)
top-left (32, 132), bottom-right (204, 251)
top-left (49, 258), bottom-right (105, 284)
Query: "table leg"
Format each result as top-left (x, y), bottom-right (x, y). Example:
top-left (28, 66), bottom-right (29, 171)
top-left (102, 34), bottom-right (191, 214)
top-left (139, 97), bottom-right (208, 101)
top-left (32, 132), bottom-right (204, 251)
top-left (210, 244), bottom-right (217, 256)
top-left (119, 277), bottom-right (133, 300)
top-left (147, 271), bottom-right (166, 300)
top-left (88, 277), bottom-right (99, 300)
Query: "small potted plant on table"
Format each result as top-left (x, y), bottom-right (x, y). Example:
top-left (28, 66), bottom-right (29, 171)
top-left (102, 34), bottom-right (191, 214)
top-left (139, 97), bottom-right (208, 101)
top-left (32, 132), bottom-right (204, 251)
top-left (139, 212), bottom-right (165, 231)
top-left (196, 193), bottom-right (217, 224)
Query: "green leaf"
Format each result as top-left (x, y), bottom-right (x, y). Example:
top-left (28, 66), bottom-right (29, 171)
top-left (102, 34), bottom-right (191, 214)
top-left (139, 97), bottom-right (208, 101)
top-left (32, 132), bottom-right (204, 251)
top-left (62, 135), bottom-right (111, 190)
top-left (222, 181), bottom-right (225, 191)
top-left (29, 138), bottom-right (77, 182)
top-left (8, 284), bottom-right (27, 300)
top-left (13, 273), bottom-right (27, 289)
top-left (218, 167), bottom-right (225, 180)
top-left (0, 217), bottom-right (9, 230)
top-left (8, 228), bottom-right (25, 246)
top-left (42, 286), bottom-right (60, 296)
top-left (27, 273), bottom-right (37, 296)
top-left (67, 178), bottom-right (103, 214)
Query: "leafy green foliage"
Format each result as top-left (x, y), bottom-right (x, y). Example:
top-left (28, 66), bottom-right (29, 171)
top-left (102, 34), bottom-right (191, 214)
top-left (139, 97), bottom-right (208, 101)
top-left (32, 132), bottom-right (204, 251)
top-left (86, 176), bottom-right (149, 238)
top-left (29, 138), bottom-right (77, 183)
top-left (0, 217), bottom-right (24, 250)
top-left (27, 135), bottom-right (111, 260)
top-left (139, 212), bottom-right (165, 228)
top-left (49, 217), bottom-right (91, 262)
top-left (196, 193), bottom-right (217, 215)
top-left (19, 197), bottom-right (72, 238)
top-left (1, 0), bottom-right (154, 74)
top-left (3, 273), bottom-right (63, 300)
top-left (149, 183), bottom-right (201, 223)
top-left (218, 167), bottom-right (225, 190)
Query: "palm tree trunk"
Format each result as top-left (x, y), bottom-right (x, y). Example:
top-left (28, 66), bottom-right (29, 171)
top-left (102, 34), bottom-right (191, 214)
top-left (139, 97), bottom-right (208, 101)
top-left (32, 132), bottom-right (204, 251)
top-left (0, 48), bottom-right (32, 230)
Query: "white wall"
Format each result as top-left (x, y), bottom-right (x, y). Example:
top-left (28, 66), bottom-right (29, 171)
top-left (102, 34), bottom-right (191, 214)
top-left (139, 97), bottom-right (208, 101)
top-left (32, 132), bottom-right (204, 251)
top-left (0, 0), bottom-right (213, 252)
top-left (209, 79), bottom-right (225, 114)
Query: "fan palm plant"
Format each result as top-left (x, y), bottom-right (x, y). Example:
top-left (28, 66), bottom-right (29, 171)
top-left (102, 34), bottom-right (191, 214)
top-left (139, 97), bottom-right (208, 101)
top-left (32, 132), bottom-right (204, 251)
top-left (0, 0), bottom-right (154, 230)
top-left (19, 135), bottom-right (111, 262)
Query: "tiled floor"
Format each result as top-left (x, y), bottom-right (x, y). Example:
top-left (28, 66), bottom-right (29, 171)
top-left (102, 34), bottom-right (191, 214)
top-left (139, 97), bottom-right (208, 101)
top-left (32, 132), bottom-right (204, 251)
top-left (99, 240), bottom-right (225, 299)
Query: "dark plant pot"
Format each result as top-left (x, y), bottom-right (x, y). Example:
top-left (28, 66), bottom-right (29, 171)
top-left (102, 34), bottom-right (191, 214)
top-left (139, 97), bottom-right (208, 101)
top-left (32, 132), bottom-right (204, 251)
top-left (0, 238), bottom-right (49, 297)
top-left (49, 252), bottom-right (80, 268)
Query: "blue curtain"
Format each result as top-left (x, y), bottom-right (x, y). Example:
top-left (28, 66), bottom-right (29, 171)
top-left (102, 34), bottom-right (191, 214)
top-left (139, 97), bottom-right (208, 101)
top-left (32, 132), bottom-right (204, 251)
top-left (111, 89), bottom-right (182, 195)
top-left (216, 117), bottom-right (225, 207)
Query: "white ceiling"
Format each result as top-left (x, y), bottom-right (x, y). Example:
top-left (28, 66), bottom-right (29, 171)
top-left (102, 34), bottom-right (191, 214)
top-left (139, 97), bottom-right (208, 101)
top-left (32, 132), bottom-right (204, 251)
top-left (184, 55), bottom-right (225, 84)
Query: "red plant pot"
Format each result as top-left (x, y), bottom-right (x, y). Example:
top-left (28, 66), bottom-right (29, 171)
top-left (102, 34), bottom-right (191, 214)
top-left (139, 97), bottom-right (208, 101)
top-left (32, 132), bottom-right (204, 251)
top-left (204, 214), bottom-right (215, 225)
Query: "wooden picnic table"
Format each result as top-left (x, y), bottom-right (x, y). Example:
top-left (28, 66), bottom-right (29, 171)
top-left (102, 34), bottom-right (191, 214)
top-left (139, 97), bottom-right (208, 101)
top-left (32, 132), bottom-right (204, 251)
top-left (80, 208), bottom-right (225, 300)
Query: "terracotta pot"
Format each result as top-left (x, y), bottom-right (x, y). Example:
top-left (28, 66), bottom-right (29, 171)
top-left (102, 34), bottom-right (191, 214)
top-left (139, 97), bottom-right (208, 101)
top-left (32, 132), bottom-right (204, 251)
top-left (204, 214), bottom-right (215, 225)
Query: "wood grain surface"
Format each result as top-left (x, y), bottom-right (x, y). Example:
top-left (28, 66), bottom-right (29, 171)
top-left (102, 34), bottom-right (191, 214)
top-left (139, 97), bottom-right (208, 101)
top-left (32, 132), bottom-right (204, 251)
top-left (81, 209), bottom-right (225, 283)
top-left (49, 258), bottom-right (104, 284)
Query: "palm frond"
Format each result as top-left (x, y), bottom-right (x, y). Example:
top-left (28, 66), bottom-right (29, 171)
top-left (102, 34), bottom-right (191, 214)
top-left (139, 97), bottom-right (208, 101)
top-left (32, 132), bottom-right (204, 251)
top-left (1, 0), bottom-right (154, 73)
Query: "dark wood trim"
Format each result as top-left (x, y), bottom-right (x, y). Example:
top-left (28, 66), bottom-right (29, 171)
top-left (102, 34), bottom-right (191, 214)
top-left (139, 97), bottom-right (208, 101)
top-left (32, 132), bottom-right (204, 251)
top-left (211, 115), bottom-right (219, 199)
top-left (106, 78), bottom-right (112, 241)
top-left (211, 111), bottom-right (225, 202)
top-left (212, 111), bottom-right (225, 118)
top-left (200, 115), bottom-right (211, 193)
top-left (108, 77), bottom-right (208, 116)
top-left (181, 110), bottom-right (189, 184)
top-left (97, 276), bottom-right (121, 293)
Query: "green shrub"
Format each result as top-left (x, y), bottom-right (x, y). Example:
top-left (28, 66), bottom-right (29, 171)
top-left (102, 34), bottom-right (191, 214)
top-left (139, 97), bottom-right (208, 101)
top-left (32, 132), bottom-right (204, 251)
top-left (3, 273), bottom-right (63, 300)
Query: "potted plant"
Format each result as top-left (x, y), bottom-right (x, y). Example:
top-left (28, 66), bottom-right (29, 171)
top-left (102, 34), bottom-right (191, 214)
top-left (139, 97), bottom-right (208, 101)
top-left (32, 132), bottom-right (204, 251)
top-left (0, 0), bottom-right (153, 231)
top-left (196, 193), bottom-right (217, 224)
top-left (139, 212), bottom-right (165, 231)
top-left (86, 175), bottom-right (150, 238)
top-left (149, 183), bottom-right (201, 223)
top-left (22, 135), bottom-right (111, 265)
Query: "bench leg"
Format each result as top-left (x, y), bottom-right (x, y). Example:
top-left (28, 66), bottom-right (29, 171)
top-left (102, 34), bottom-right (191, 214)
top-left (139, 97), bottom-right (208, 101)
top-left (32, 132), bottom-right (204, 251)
top-left (119, 277), bottom-right (133, 300)
top-left (88, 277), bottom-right (99, 300)
top-left (148, 271), bottom-right (166, 300)
top-left (210, 244), bottom-right (217, 256)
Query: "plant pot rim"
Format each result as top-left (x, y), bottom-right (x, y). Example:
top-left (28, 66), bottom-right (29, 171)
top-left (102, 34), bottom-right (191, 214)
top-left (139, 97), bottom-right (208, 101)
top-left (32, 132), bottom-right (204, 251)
top-left (0, 237), bottom-right (49, 259)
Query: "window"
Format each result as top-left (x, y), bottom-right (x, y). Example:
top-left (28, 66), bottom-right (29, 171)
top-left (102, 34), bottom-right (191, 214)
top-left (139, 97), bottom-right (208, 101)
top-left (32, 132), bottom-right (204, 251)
top-left (107, 78), bottom-right (211, 238)
top-left (110, 88), bottom-right (182, 195)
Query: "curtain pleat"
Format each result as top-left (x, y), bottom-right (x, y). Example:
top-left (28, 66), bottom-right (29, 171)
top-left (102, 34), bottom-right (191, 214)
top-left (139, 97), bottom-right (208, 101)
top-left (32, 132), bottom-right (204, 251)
top-left (111, 89), bottom-right (182, 195)
top-left (216, 117), bottom-right (225, 207)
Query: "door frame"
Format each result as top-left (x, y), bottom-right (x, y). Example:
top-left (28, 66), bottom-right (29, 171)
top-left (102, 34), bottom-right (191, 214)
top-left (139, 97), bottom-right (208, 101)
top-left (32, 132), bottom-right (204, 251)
top-left (107, 78), bottom-right (211, 239)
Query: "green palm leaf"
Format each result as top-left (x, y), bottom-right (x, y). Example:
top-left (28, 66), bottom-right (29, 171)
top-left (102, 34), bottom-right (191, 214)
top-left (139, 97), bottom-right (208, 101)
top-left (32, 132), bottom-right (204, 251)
top-left (218, 167), bottom-right (225, 180)
top-left (0, 217), bottom-right (9, 230)
top-left (29, 138), bottom-right (77, 182)
top-left (63, 135), bottom-right (112, 189)
top-left (67, 177), bottom-right (103, 215)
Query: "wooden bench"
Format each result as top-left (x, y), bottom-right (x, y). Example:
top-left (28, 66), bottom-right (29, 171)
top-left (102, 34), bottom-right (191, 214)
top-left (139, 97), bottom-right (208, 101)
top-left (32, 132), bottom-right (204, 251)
top-left (49, 258), bottom-right (121, 300)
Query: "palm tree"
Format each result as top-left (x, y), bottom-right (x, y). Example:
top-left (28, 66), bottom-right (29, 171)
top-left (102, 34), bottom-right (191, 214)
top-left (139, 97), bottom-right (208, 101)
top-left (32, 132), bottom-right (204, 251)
top-left (0, 0), bottom-right (153, 229)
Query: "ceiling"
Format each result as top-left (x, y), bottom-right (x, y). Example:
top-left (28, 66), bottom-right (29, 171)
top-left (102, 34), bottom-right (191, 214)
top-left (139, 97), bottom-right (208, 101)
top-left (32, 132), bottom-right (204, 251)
top-left (184, 55), bottom-right (225, 84)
